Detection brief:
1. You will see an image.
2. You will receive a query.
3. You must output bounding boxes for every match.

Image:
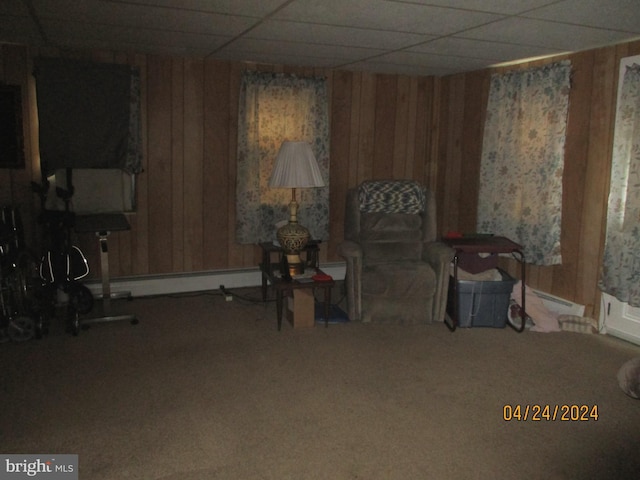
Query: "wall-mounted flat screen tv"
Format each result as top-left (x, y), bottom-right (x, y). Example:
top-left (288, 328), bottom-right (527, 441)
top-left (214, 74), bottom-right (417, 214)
top-left (0, 83), bottom-right (25, 169)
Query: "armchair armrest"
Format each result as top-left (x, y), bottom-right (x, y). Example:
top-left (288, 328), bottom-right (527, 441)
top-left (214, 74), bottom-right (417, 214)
top-left (423, 241), bottom-right (455, 323)
top-left (422, 241), bottom-right (455, 267)
top-left (337, 239), bottom-right (362, 260)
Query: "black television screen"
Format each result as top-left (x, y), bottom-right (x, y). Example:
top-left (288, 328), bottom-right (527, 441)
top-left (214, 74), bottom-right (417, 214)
top-left (0, 83), bottom-right (25, 169)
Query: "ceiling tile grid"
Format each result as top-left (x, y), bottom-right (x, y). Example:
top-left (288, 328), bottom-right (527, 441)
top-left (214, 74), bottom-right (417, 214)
top-left (1, 0), bottom-right (639, 75)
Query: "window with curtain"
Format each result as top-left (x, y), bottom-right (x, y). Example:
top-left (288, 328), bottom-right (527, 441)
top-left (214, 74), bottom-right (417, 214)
top-left (236, 71), bottom-right (330, 244)
top-left (477, 61), bottom-right (571, 265)
top-left (600, 62), bottom-right (640, 307)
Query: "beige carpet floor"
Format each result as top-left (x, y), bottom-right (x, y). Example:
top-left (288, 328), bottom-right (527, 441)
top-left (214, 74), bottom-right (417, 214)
top-left (2, 289), bottom-right (640, 479)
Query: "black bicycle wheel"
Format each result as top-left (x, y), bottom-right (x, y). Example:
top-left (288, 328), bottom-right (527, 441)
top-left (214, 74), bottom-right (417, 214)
top-left (68, 282), bottom-right (94, 315)
top-left (12, 251), bottom-right (39, 313)
top-left (7, 315), bottom-right (35, 342)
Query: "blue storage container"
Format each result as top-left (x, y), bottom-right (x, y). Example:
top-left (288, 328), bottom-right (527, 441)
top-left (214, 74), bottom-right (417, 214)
top-left (447, 268), bottom-right (516, 328)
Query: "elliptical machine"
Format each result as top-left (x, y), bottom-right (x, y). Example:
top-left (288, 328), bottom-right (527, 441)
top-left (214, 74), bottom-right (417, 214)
top-left (32, 169), bottom-right (94, 335)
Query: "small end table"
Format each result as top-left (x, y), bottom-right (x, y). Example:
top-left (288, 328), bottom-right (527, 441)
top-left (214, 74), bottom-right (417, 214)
top-left (442, 235), bottom-right (526, 333)
top-left (258, 241), bottom-right (334, 330)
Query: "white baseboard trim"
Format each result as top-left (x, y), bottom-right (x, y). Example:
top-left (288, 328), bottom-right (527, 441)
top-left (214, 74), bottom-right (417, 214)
top-left (84, 262), bottom-right (346, 298)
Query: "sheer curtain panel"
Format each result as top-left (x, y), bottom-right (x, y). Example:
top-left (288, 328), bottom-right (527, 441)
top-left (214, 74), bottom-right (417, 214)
top-left (600, 63), bottom-right (640, 307)
top-left (477, 61), bottom-right (571, 265)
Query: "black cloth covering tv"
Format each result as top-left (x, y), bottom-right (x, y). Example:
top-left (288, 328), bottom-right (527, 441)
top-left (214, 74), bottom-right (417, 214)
top-left (34, 57), bottom-right (141, 175)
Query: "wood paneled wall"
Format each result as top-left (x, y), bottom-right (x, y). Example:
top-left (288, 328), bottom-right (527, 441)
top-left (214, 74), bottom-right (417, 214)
top-left (2, 39), bottom-right (640, 318)
top-left (0, 45), bottom-right (439, 278)
top-left (436, 40), bottom-right (640, 317)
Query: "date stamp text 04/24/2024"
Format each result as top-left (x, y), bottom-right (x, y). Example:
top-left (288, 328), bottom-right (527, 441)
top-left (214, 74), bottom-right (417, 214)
top-left (503, 404), bottom-right (599, 422)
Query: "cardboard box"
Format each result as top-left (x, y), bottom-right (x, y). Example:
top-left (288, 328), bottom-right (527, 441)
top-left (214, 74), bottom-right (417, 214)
top-left (286, 289), bottom-right (315, 328)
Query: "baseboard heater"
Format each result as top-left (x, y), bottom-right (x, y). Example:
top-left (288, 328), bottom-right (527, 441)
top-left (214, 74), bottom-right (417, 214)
top-left (83, 262), bottom-right (347, 298)
top-left (83, 265), bottom-right (583, 320)
top-left (532, 289), bottom-right (585, 317)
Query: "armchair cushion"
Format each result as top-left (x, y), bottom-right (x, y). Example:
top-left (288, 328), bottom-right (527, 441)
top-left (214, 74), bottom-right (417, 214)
top-left (361, 213), bottom-right (423, 264)
top-left (361, 213), bottom-right (422, 241)
top-left (362, 262), bottom-right (436, 298)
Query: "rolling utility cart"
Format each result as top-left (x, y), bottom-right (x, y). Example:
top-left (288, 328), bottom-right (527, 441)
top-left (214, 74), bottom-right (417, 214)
top-left (442, 235), bottom-right (527, 333)
top-left (74, 213), bottom-right (138, 328)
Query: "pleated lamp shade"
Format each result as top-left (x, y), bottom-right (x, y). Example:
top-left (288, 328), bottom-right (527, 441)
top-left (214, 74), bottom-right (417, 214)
top-left (269, 141), bottom-right (325, 188)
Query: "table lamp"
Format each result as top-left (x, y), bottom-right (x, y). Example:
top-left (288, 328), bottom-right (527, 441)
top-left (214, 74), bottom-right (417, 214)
top-left (269, 141), bottom-right (325, 275)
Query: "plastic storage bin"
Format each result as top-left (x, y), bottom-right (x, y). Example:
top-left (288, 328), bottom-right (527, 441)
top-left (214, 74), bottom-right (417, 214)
top-left (447, 268), bottom-right (516, 328)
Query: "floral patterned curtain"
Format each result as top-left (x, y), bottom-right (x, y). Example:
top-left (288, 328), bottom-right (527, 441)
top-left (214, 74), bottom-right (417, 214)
top-left (477, 61), bottom-right (571, 265)
top-left (236, 71), bottom-right (330, 244)
top-left (600, 63), bottom-right (640, 307)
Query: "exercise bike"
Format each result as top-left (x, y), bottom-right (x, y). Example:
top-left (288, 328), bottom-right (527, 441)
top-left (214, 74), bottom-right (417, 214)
top-left (32, 173), bottom-right (94, 336)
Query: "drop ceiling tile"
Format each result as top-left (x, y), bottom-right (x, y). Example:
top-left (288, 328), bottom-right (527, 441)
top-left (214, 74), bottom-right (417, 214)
top-left (212, 49), bottom-right (342, 68)
top-left (247, 20), bottom-right (434, 50)
top-left (388, 0), bottom-right (556, 15)
top-left (409, 37), bottom-right (563, 62)
top-left (219, 38), bottom-right (383, 62)
top-left (525, 0), bottom-right (640, 33)
top-left (462, 17), bottom-right (635, 51)
top-left (373, 50), bottom-right (493, 71)
top-left (31, 0), bottom-right (258, 36)
top-left (105, 0), bottom-right (290, 17)
top-left (273, 0), bottom-right (503, 35)
top-left (41, 19), bottom-right (230, 54)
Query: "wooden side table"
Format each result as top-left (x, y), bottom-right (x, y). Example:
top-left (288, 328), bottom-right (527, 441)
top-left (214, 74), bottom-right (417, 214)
top-left (258, 241), bottom-right (334, 330)
top-left (442, 235), bottom-right (526, 333)
top-left (258, 240), bottom-right (320, 298)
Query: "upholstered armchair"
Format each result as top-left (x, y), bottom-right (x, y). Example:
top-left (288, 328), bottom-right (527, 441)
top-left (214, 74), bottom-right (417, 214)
top-left (338, 180), bottom-right (454, 324)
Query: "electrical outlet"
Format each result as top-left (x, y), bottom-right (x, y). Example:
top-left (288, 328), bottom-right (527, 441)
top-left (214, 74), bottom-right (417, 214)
top-left (220, 284), bottom-right (233, 301)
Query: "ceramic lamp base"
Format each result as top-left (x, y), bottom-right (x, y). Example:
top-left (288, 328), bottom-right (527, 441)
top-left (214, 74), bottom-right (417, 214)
top-left (277, 221), bottom-right (310, 275)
